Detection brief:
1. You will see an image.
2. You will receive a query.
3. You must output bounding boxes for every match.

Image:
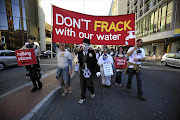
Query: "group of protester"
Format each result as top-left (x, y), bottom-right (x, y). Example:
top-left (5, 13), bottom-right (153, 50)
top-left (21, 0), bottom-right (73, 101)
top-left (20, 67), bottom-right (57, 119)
top-left (21, 35), bottom-right (146, 105)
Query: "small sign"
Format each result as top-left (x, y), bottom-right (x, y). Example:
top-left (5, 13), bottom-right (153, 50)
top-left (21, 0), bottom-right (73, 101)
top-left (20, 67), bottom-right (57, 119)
top-left (15, 49), bottom-right (37, 66)
top-left (103, 63), bottom-right (113, 76)
top-left (115, 57), bottom-right (127, 69)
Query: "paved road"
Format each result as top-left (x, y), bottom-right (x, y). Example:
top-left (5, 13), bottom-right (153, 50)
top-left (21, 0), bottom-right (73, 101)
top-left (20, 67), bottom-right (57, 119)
top-left (0, 57), bottom-right (58, 96)
top-left (40, 61), bottom-right (180, 120)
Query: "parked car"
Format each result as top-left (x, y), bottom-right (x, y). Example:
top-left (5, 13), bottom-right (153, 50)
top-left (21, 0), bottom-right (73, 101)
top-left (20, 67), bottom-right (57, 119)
top-left (40, 50), bottom-right (56, 58)
top-left (161, 53), bottom-right (180, 67)
top-left (0, 50), bottom-right (18, 70)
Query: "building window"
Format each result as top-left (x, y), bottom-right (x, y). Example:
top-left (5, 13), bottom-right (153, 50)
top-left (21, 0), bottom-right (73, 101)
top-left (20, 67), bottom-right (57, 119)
top-left (145, 15), bottom-right (149, 35)
top-left (143, 18), bottom-right (146, 37)
top-left (12, 4), bottom-right (20, 17)
top-left (161, 2), bottom-right (167, 31)
top-left (166, 1), bottom-right (173, 30)
top-left (150, 12), bottom-right (154, 34)
top-left (0, 0), bottom-right (6, 13)
top-left (157, 6), bottom-right (162, 32)
top-left (0, 13), bottom-right (8, 28)
top-left (154, 9), bottom-right (158, 33)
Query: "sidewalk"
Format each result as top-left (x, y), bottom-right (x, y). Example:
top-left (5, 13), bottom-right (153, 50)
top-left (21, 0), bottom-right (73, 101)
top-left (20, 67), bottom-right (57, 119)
top-left (145, 56), bottom-right (161, 62)
top-left (0, 68), bottom-right (76, 120)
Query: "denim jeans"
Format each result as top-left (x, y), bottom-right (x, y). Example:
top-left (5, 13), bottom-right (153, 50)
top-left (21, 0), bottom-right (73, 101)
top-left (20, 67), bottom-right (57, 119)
top-left (127, 68), bottom-right (143, 95)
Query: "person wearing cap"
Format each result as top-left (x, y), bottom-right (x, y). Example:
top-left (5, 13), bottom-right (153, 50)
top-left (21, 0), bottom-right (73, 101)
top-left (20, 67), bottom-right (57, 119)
top-left (77, 38), bottom-right (101, 104)
top-left (125, 39), bottom-right (146, 101)
top-left (20, 35), bottom-right (42, 93)
top-left (98, 48), bottom-right (114, 87)
top-left (52, 43), bottom-right (73, 97)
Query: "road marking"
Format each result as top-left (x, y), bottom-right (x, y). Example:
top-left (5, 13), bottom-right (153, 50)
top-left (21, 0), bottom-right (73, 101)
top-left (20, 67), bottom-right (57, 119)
top-left (142, 66), bottom-right (180, 72)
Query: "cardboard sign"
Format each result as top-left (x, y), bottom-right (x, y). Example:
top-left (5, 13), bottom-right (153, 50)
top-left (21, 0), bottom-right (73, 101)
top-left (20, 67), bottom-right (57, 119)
top-left (53, 5), bottom-right (135, 45)
top-left (15, 49), bottom-right (37, 66)
top-left (115, 57), bottom-right (127, 68)
top-left (103, 63), bottom-right (113, 76)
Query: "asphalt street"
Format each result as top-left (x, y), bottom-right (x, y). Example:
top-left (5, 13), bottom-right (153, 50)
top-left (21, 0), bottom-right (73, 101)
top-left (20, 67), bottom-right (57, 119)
top-left (40, 61), bottom-right (180, 120)
top-left (0, 57), bottom-right (58, 96)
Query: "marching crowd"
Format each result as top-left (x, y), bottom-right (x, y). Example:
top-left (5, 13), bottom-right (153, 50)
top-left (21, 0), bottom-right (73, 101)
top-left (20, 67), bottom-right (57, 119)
top-left (21, 36), bottom-right (146, 105)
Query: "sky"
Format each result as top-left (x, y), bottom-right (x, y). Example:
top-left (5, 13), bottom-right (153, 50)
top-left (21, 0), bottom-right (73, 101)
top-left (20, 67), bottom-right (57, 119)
top-left (41, 0), bottom-right (113, 25)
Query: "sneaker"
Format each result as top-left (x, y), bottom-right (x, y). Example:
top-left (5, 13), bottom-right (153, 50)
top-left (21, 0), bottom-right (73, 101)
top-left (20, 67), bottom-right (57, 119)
top-left (126, 89), bottom-right (131, 93)
top-left (119, 84), bottom-right (122, 87)
top-left (78, 99), bottom-right (86, 104)
top-left (115, 83), bottom-right (118, 86)
top-left (138, 95), bottom-right (146, 101)
top-left (90, 94), bottom-right (95, 99)
top-left (31, 87), bottom-right (38, 93)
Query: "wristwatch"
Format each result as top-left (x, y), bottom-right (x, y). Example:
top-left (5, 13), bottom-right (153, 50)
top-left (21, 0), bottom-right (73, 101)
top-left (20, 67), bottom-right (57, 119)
top-left (138, 59), bottom-right (141, 61)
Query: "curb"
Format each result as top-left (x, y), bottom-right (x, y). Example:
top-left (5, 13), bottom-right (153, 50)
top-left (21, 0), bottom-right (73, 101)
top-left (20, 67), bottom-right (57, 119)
top-left (21, 72), bottom-right (76, 120)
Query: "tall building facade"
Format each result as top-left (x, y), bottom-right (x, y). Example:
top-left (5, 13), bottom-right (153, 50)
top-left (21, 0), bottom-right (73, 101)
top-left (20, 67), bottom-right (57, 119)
top-left (110, 0), bottom-right (180, 58)
top-left (0, 0), bottom-right (46, 51)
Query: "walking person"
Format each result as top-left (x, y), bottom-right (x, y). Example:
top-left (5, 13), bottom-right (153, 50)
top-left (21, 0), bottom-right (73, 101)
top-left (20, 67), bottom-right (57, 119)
top-left (98, 48), bottom-right (114, 87)
top-left (77, 38), bottom-right (100, 104)
top-left (53, 43), bottom-right (73, 96)
top-left (126, 39), bottom-right (146, 101)
top-left (20, 35), bottom-right (42, 93)
top-left (114, 46), bottom-right (126, 87)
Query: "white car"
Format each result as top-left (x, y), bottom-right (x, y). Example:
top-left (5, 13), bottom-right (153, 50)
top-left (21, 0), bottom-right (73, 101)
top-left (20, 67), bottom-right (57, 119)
top-left (0, 50), bottom-right (18, 70)
top-left (161, 53), bottom-right (180, 68)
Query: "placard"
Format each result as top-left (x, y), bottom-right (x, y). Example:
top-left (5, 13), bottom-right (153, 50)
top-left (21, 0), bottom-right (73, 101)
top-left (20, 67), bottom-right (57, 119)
top-left (15, 49), bottom-right (37, 66)
top-left (115, 57), bottom-right (127, 68)
top-left (103, 63), bottom-right (113, 76)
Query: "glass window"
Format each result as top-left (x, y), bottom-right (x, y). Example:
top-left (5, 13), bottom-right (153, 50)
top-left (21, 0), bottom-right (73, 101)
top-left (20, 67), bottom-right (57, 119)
top-left (161, 2), bottom-right (167, 31)
top-left (11, 0), bottom-right (19, 5)
top-left (154, 9), bottom-right (158, 33)
top-left (0, 0), bottom-right (6, 13)
top-left (150, 12), bottom-right (154, 34)
top-left (145, 15), bottom-right (149, 36)
top-left (143, 18), bottom-right (146, 37)
top-left (13, 17), bottom-right (22, 30)
top-left (167, 54), bottom-right (175, 58)
top-left (166, 1), bottom-right (173, 30)
top-left (157, 6), bottom-right (162, 32)
top-left (22, 8), bottom-right (26, 19)
top-left (175, 54), bottom-right (180, 59)
top-left (23, 19), bottom-right (27, 30)
top-left (0, 13), bottom-right (8, 27)
top-left (0, 27), bottom-right (8, 30)
top-left (12, 4), bottom-right (20, 17)
top-left (21, 0), bottom-right (25, 7)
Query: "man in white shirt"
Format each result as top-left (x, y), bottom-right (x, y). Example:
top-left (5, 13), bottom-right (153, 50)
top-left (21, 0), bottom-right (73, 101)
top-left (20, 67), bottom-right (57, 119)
top-left (53, 43), bottom-right (73, 97)
top-left (126, 39), bottom-right (146, 101)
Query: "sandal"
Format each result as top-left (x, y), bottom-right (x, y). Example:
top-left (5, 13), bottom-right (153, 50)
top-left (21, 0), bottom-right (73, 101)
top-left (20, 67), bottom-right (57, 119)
top-left (62, 91), bottom-right (68, 96)
top-left (69, 88), bottom-right (72, 94)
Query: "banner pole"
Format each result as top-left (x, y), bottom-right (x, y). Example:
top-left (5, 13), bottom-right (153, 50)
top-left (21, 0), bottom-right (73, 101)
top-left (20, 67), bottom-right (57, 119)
top-left (51, 4), bottom-right (53, 59)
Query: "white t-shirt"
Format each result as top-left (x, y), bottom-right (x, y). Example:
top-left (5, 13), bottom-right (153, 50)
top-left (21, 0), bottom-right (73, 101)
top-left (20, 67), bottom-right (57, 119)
top-left (56, 48), bottom-right (71, 68)
top-left (127, 47), bottom-right (145, 68)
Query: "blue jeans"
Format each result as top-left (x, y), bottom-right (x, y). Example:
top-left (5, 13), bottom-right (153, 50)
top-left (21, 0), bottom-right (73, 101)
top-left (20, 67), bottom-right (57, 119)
top-left (127, 68), bottom-right (143, 95)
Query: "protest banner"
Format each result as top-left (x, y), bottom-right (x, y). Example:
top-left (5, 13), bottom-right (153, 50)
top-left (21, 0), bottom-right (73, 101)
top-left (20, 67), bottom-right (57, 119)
top-left (53, 5), bottom-right (135, 45)
top-left (115, 57), bottom-right (127, 69)
top-left (103, 63), bottom-right (113, 76)
top-left (15, 49), bottom-right (37, 66)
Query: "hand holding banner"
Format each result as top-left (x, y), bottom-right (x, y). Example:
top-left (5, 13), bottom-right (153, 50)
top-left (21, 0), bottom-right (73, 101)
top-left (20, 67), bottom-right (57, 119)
top-left (15, 49), bottom-right (37, 66)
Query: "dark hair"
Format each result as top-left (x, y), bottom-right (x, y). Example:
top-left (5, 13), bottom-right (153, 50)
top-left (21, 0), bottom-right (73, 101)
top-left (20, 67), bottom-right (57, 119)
top-left (117, 46), bottom-right (124, 54)
top-left (28, 35), bottom-right (36, 40)
top-left (136, 39), bottom-right (142, 42)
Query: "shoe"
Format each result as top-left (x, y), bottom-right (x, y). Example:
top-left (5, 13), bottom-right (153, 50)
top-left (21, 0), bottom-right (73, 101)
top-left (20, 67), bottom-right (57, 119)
top-left (90, 94), bottom-right (95, 99)
top-left (138, 95), bottom-right (146, 101)
top-left (68, 88), bottom-right (72, 94)
top-left (38, 82), bottom-right (42, 89)
top-left (78, 99), bottom-right (86, 104)
top-left (126, 89), bottom-right (131, 93)
top-left (119, 84), bottom-right (122, 87)
top-left (31, 87), bottom-right (38, 93)
top-left (115, 83), bottom-right (118, 86)
top-left (62, 91), bottom-right (68, 97)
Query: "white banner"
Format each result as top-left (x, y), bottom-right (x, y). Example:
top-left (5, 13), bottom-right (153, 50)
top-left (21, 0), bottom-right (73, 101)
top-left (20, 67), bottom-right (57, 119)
top-left (103, 63), bottom-right (113, 76)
